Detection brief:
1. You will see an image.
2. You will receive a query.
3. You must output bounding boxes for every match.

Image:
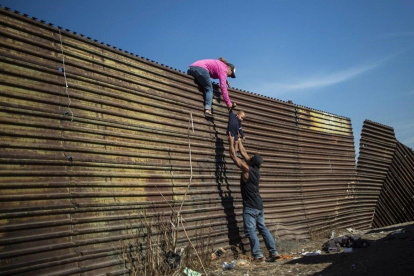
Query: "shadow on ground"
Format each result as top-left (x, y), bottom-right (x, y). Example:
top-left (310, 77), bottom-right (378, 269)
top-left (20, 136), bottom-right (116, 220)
top-left (286, 222), bottom-right (414, 276)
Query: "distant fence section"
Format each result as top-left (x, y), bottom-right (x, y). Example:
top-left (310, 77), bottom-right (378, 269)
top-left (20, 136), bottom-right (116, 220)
top-left (372, 141), bottom-right (414, 227)
top-left (355, 120), bottom-right (396, 228)
top-left (0, 7), bottom-right (397, 276)
top-left (356, 120), bottom-right (414, 228)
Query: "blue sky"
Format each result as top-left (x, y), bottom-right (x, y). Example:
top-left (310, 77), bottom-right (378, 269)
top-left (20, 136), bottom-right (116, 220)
top-left (2, 0), bottom-right (413, 157)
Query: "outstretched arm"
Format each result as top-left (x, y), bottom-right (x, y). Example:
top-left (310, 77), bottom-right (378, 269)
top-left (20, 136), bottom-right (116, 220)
top-left (228, 135), bottom-right (249, 180)
top-left (219, 71), bottom-right (232, 108)
top-left (238, 139), bottom-right (252, 163)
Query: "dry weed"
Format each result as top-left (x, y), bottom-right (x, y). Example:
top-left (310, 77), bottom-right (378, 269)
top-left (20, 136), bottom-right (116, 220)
top-left (121, 209), bottom-right (213, 276)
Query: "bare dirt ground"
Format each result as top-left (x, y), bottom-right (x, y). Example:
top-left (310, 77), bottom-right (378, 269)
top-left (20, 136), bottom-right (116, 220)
top-left (205, 222), bottom-right (414, 276)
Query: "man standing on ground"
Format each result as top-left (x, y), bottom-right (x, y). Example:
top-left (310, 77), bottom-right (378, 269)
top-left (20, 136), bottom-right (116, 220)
top-left (228, 135), bottom-right (281, 262)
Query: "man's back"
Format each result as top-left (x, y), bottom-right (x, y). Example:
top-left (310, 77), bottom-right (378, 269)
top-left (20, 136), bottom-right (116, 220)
top-left (240, 165), bottom-right (263, 210)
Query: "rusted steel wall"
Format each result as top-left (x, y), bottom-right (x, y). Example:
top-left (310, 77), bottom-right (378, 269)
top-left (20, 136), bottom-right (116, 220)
top-left (355, 120), bottom-right (397, 229)
top-left (0, 7), bottom-right (357, 275)
top-left (372, 141), bottom-right (414, 228)
top-left (356, 120), bottom-right (414, 228)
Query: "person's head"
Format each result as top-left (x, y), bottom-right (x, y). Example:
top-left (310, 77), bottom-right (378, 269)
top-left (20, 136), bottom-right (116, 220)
top-left (236, 111), bottom-right (246, 122)
top-left (227, 63), bottom-right (236, 78)
top-left (218, 57), bottom-right (236, 78)
top-left (250, 153), bottom-right (263, 168)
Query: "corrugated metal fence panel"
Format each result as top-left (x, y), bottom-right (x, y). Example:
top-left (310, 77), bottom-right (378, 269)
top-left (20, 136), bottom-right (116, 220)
top-left (356, 120), bottom-right (397, 229)
top-left (372, 141), bottom-right (414, 228)
top-left (0, 8), bottom-right (357, 275)
top-left (292, 108), bottom-right (357, 235)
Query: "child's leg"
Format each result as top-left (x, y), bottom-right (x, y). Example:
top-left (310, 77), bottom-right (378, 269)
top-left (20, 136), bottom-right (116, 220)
top-left (235, 140), bottom-right (240, 153)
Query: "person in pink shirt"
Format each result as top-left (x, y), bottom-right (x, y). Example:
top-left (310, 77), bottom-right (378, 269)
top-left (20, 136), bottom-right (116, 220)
top-left (187, 57), bottom-right (237, 117)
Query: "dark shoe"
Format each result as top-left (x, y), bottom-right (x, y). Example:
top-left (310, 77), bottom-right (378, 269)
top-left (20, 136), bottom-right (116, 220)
top-left (254, 256), bottom-right (266, 262)
top-left (204, 110), bottom-right (214, 118)
top-left (266, 254), bottom-right (281, 262)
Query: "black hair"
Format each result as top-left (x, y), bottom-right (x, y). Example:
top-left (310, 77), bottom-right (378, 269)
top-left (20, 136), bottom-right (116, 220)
top-left (251, 153), bottom-right (263, 168)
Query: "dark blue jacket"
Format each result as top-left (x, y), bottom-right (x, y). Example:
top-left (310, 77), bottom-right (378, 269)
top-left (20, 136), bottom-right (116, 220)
top-left (227, 111), bottom-right (244, 140)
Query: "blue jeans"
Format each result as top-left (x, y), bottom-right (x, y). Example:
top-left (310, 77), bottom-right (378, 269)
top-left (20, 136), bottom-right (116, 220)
top-left (243, 207), bottom-right (278, 258)
top-left (187, 66), bottom-right (213, 111)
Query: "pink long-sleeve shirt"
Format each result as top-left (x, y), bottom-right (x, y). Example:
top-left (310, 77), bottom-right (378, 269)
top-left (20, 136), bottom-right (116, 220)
top-left (189, 59), bottom-right (232, 107)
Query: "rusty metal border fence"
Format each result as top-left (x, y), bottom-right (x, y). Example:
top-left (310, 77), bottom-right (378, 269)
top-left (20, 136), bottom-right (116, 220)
top-left (356, 120), bottom-right (414, 229)
top-left (0, 7), bottom-right (358, 275)
top-left (372, 141), bottom-right (414, 227)
top-left (355, 120), bottom-right (396, 229)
